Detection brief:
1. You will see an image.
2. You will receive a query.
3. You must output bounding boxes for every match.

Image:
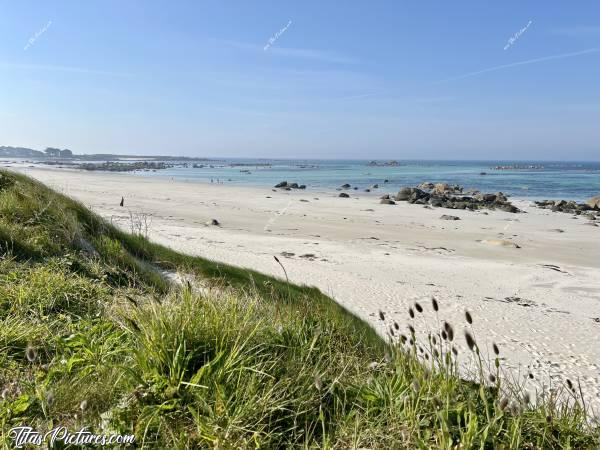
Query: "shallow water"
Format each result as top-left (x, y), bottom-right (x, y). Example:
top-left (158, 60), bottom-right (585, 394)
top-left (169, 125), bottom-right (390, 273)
top-left (134, 159), bottom-right (600, 202)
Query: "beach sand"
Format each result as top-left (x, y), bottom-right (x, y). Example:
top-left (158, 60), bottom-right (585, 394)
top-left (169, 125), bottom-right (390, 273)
top-left (12, 166), bottom-right (600, 412)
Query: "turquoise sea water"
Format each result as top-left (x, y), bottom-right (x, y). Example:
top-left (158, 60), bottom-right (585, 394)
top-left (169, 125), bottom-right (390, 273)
top-left (134, 159), bottom-right (600, 202)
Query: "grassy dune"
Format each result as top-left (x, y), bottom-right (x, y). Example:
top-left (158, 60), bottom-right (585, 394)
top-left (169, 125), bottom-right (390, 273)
top-left (0, 169), bottom-right (598, 449)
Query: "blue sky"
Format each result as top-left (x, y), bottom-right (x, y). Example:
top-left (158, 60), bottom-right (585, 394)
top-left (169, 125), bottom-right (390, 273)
top-left (1, 0), bottom-right (599, 160)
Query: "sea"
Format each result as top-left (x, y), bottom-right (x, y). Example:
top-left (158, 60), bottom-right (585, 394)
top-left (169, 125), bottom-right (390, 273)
top-left (132, 159), bottom-right (600, 203)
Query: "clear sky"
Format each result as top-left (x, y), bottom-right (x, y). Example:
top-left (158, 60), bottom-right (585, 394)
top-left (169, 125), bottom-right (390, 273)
top-left (1, 1), bottom-right (599, 160)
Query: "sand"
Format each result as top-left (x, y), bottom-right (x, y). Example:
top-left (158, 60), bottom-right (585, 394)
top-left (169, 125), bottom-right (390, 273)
top-left (10, 166), bottom-right (600, 412)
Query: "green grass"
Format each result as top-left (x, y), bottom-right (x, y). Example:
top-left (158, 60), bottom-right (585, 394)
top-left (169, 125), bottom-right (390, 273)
top-left (0, 169), bottom-right (598, 449)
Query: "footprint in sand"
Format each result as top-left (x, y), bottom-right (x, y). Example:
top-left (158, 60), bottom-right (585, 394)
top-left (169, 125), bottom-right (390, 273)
top-left (479, 239), bottom-right (521, 248)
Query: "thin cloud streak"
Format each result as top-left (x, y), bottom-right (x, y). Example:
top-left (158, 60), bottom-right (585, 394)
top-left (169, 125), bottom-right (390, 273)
top-left (434, 48), bottom-right (599, 84)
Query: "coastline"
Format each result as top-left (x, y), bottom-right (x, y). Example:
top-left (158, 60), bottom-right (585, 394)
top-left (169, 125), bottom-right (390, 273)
top-left (11, 165), bottom-right (600, 412)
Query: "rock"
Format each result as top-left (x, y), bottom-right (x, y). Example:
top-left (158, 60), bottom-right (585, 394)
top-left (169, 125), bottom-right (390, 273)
top-left (380, 194), bottom-right (390, 200)
top-left (209, 219), bottom-right (220, 226)
top-left (587, 196), bottom-right (600, 209)
top-left (418, 182), bottom-right (435, 190)
top-left (274, 181), bottom-right (288, 188)
top-left (371, 184), bottom-right (379, 189)
top-left (433, 183), bottom-right (450, 194)
top-left (395, 187), bottom-right (413, 201)
top-left (440, 215), bottom-right (460, 220)
top-left (482, 193), bottom-right (497, 202)
top-left (341, 183), bottom-right (351, 189)
top-left (299, 185), bottom-right (306, 189)
top-left (499, 204), bottom-right (519, 213)
top-left (480, 172), bottom-right (487, 175)
top-left (364, 189), bottom-right (371, 192)
top-left (339, 193), bottom-right (350, 198)
top-left (380, 199), bottom-right (396, 205)
top-left (289, 182), bottom-right (299, 189)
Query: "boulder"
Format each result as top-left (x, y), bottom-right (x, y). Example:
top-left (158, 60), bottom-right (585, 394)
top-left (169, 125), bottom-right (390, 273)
top-left (380, 199), bottom-right (395, 205)
top-left (339, 192), bottom-right (350, 198)
top-left (433, 183), bottom-right (450, 194)
top-left (587, 196), bottom-right (600, 209)
top-left (274, 181), bottom-right (288, 188)
top-left (289, 182), bottom-right (299, 189)
top-left (341, 183), bottom-right (351, 189)
top-left (395, 187), bottom-right (413, 201)
top-left (380, 194), bottom-right (390, 199)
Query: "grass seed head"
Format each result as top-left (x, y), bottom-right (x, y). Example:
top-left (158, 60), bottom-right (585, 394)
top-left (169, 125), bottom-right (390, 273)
top-left (465, 331), bottom-right (476, 351)
top-left (493, 343), bottom-right (500, 355)
top-left (25, 345), bottom-right (37, 363)
top-left (465, 310), bottom-right (473, 325)
top-left (314, 376), bottom-right (323, 391)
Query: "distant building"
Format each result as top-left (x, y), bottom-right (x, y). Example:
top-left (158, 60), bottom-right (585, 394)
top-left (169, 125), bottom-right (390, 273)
top-left (44, 147), bottom-right (62, 157)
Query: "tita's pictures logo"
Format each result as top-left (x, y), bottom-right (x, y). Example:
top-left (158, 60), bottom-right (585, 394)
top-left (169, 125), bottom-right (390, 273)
top-left (9, 426), bottom-right (135, 448)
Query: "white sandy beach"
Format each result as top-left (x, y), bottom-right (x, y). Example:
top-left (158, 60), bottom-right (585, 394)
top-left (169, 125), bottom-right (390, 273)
top-left (11, 166), bottom-right (600, 412)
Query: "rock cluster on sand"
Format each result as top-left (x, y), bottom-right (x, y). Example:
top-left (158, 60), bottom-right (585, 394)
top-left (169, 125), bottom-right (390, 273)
top-left (587, 196), bottom-right (600, 209)
top-left (392, 184), bottom-right (520, 213)
top-left (534, 199), bottom-right (599, 218)
top-left (274, 181), bottom-right (306, 190)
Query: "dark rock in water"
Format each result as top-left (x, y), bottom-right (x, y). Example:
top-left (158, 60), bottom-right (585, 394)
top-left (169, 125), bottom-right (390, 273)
top-left (275, 181), bottom-right (288, 188)
top-left (339, 192), bottom-right (350, 198)
top-left (364, 189), bottom-right (371, 192)
top-left (380, 199), bottom-right (395, 205)
top-left (440, 215), bottom-right (460, 220)
top-left (384, 179), bottom-right (389, 183)
top-left (299, 185), bottom-right (306, 189)
top-left (354, 187), bottom-right (358, 190)
top-left (480, 172), bottom-right (487, 175)
top-left (341, 183), bottom-right (351, 189)
top-left (371, 184), bottom-right (379, 189)
top-left (289, 182), bottom-right (299, 189)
